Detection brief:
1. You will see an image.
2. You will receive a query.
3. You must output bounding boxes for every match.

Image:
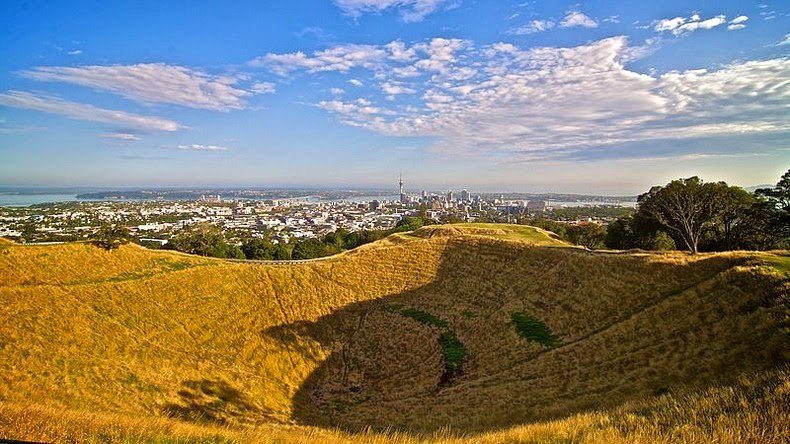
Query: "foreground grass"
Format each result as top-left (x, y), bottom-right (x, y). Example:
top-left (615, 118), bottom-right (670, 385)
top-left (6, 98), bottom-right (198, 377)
top-left (2, 367), bottom-right (787, 443)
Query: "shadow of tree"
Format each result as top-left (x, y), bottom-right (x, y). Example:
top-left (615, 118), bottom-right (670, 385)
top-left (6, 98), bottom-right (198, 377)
top-left (162, 379), bottom-right (270, 425)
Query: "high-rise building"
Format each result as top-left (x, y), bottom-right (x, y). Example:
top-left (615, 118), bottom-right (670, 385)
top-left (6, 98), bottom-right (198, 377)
top-left (460, 189), bottom-right (470, 202)
top-left (399, 173), bottom-right (407, 204)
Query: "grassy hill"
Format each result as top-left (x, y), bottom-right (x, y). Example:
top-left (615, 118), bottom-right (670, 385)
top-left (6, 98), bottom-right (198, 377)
top-left (0, 224), bottom-right (788, 443)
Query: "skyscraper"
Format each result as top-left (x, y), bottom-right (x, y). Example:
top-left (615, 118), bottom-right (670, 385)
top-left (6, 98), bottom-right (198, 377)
top-left (460, 189), bottom-right (470, 202)
top-left (399, 172), bottom-right (407, 204)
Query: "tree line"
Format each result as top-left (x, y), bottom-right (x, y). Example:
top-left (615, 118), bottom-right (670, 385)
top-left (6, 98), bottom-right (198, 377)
top-left (524, 170), bottom-right (789, 253)
top-left (158, 215), bottom-right (432, 260)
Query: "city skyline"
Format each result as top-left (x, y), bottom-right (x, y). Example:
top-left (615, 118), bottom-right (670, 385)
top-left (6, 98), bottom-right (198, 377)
top-left (1, 1), bottom-right (789, 193)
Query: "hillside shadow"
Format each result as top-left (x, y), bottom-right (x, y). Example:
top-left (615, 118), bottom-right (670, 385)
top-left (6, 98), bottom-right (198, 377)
top-left (259, 240), bottom-right (761, 435)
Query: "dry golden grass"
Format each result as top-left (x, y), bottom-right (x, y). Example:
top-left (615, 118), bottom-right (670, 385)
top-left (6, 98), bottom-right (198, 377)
top-left (1, 367), bottom-right (787, 443)
top-left (0, 224), bottom-right (787, 442)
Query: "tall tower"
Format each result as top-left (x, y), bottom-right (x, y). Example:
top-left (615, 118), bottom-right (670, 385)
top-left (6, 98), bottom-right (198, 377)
top-left (399, 172), bottom-right (407, 205)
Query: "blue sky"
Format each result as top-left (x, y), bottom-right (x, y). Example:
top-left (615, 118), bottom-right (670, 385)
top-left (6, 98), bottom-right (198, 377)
top-left (0, 0), bottom-right (788, 194)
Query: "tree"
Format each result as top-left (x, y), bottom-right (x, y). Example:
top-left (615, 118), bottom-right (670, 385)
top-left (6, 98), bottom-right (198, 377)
top-left (395, 216), bottom-right (431, 231)
top-left (291, 238), bottom-right (336, 260)
top-left (240, 237), bottom-right (277, 260)
top-left (439, 213), bottom-right (465, 224)
top-left (273, 242), bottom-right (292, 260)
top-left (21, 223), bottom-right (37, 243)
top-left (605, 214), bottom-right (677, 251)
top-left (167, 223), bottom-right (239, 258)
top-left (754, 169), bottom-right (790, 243)
top-left (710, 186), bottom-right (754, 250)
top-left (566, 223), bottom-right (606, 249)
top-left (323, 228), bottom-right (349, 250)
top-left (637, 177), bottom-right (724, 253)
top-left (92, 223), bottom-right (131, 250)
top-left (605, 216), bottom-right (635, 249)
top-left (738, 200), bottom-right (783, 250)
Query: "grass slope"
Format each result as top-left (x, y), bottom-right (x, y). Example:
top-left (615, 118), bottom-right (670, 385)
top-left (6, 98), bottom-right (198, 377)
top-left (0, 224), bottom-right (788, 442)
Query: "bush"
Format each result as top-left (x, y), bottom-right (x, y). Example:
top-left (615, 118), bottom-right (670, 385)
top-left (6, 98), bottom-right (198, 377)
top-left (91, 224), bottom-right (131, 250)
top-left (511, 312), bottom-right (557, 347)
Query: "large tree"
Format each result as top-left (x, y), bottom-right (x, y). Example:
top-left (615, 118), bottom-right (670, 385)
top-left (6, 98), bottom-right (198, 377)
top-left (711, 185), bottom-right (754, 250)
top-left (566, 223), bottom-right (607, 249)
top-left (754, 169), bottom-right (790, 242)
top-left (167, 223), bottom-right (244, 258)
top-left (91, 223), bottom-right (131, 250)
top-left (637, 177), bottom-right (725, 253)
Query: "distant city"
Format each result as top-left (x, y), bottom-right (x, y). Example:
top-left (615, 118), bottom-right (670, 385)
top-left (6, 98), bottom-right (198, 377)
top-left (0, 176), bottom-right (637, 245)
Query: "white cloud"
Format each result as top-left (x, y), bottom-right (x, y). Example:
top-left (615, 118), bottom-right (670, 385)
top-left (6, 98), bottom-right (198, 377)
top-left (386, 40), bottom-right (417, 61)
top-left (260, 38), bottom-right (467, 79)
top-left (67, 50), bottom-right (82, 56)
top-left (777, 33), bottom-right (790, 46)
top-left (560, 11), bottom-right (598, 28)
top-left (333, 0), bottom-right (453, 22)
top-left (509, 20), bottom-right (555, 35)
top-left (0, 90), bottom-right (180, 132)
top-left (331, 87), bottom-right (346, 95)
top-left (654, 17), bottom-right (686, 32)
top-left (101, 132), bottom-right (140, 141)
top-left (316, 98), bottom-right (387, 124)
top-left (654, 14), bottom-right (728, 35)
top-left (177, 144), bottom-right (229, 151)
top-left (21, 64), bottom-right (251, 111)
top-left (509, 11), bottom-right (597, 35)
top-left (302, 37), bottom-right (789, 161)
top-left (251, 81), bottom-right (276, 94)
top-left (393, 65), bottom-right (421, 77)
top-left (727, 24), bottom-right (746, 31)
top-left (489, 43), bottom-right (517, 54)
top-left (412, 38), bottom-right (467, 73)
top-left (253, 44), bottom-right (386, 75)
top-left (730, 15), bottom-right (749, 24)
top-left (381, 81), bottom-right (416, 96)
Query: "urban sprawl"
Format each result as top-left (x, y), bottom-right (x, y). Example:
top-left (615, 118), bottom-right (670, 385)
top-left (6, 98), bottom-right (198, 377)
top-left (0, 178), bottom-right (635, 245)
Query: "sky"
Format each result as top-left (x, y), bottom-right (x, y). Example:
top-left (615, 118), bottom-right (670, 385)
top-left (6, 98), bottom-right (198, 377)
top-left (0, 0), bottom-right (788, 194)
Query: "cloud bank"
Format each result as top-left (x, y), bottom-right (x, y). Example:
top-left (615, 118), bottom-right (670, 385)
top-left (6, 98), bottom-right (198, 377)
top-left (262, 36), bottom-right (790, 161)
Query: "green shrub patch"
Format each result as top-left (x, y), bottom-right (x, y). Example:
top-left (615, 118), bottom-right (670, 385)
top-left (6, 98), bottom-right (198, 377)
top-left (510, 312), bottom-right (557, 347)
top-left (385, 305), bottom-right (467, 384)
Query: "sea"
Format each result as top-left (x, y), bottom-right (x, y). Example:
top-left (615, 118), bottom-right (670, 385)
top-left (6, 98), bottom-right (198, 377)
top-left (0, 193), bottom-right (82, 207)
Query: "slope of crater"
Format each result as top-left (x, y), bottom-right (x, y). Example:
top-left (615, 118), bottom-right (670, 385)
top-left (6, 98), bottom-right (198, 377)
top-left (0, 224), bottom-right (787, 437)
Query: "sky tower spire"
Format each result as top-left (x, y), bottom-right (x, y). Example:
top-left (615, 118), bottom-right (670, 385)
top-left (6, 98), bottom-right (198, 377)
top-left (399, 172), bottom-right (407, 205)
